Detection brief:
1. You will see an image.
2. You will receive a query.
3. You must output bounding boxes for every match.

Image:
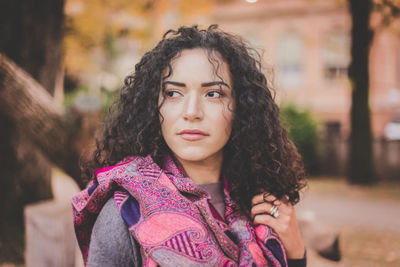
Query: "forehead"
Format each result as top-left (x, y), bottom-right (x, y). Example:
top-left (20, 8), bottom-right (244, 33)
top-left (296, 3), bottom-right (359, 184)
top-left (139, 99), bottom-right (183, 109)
top-left (165, 48), bottom-right (232, 84)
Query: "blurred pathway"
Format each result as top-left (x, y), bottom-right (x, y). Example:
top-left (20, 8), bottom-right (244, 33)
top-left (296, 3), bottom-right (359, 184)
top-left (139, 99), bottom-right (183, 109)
top-left (295, 188), bottom-right (400, 266)
top-left (296, 192), bottom-right (400, 232)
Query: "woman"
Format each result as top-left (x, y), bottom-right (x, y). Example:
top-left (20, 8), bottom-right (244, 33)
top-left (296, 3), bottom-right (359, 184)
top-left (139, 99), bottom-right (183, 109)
top-left (72, 25), bottom-right (307, 267)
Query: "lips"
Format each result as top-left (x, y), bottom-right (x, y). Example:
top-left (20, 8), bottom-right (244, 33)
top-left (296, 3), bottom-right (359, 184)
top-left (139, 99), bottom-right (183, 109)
top-left (178, 129), bottom-right (208, 141)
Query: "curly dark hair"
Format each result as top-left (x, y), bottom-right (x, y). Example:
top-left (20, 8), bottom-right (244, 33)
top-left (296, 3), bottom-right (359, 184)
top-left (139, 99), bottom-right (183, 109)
top-left (84, 25), bottom-right (307, 217)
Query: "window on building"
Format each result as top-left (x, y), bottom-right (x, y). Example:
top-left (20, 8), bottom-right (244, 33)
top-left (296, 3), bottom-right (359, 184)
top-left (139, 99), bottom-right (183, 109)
top-left (276, 33), bottom-right (304, 89)
top-left (322, 32), bottom-right (350, 82)
top-left (325, 121), bottom-right (341, 139)
top-left (238, 27), bottom-right (265, 60)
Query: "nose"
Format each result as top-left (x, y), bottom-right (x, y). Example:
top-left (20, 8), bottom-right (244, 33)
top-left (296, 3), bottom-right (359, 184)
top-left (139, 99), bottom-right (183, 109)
top-left (183, 92), bottom-right (203, 121)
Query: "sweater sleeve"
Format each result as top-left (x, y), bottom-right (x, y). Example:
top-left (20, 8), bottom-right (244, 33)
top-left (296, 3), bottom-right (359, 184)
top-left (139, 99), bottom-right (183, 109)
top-left (87, 198), bottom-right (142, 267)
top-left (287, 249), bottom-right (307, 267)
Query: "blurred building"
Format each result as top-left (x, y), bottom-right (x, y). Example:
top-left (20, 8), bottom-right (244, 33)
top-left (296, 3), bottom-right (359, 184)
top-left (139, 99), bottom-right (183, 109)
top-left (65, 0), bottom-right (400, 140)
top-left (211, 0), bottom-right (400, 141)
top-left (64, 0), bottom-right (400, 177)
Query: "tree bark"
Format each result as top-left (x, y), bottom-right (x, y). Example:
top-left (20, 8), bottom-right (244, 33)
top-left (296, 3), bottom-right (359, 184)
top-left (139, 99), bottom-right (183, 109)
top-left (0, 112), bottom-right (53, 262)
top-left (0, 54), bottom-right (88, 189)
top-left (0, 55), bottom-right (100, 264)
top-left (348, 0), bottom-right (376, 184)
top-left (0, 0), bottom-right (67, 263)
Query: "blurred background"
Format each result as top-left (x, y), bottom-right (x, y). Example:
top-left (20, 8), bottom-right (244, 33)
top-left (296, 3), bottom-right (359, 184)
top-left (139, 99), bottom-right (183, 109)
top-left (0, 0), bottom-right (399, 266)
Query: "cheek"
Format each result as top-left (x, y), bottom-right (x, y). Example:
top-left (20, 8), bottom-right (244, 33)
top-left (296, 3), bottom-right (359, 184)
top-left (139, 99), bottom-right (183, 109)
top-left (218, 110), bottom-right (233, 140)
top-left (159, 107), bottom-right (178, 140)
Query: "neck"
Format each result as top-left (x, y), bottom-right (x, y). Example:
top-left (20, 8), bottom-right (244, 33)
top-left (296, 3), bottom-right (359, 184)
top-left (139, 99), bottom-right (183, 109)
top-left (175, 154), bottom-right (223, 185)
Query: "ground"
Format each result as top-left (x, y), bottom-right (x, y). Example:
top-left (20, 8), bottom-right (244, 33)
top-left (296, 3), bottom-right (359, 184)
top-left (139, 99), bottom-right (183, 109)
top-left (298, 177), bottom-right (400, 267)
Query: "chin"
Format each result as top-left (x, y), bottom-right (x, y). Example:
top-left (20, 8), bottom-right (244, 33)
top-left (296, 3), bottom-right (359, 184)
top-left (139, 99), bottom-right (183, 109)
top-left (175, 153), bottom-right (211, 163)
top-left (173, 148), bottom-right (221, 163)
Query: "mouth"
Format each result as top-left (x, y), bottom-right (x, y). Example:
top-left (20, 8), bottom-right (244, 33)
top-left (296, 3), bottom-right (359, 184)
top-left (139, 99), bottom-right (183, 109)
top-left (178, 129), bottom-right (208, 141)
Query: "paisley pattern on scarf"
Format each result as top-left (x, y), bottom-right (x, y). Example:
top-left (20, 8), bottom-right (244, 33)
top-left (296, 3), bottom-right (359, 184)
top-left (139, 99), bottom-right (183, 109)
top-left (72, 155), bottom-right (287, 266)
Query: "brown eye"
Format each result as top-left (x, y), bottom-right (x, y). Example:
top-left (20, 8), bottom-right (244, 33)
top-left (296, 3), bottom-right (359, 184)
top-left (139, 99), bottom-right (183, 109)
top-left (206, 91), bottom-right (223, 98)
top-left (166, 90), bottom-right (181, 98)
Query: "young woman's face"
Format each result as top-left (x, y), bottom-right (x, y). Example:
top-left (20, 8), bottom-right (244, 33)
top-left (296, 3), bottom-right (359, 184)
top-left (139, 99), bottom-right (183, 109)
top-left (158, 48), bottom-right (234, 165)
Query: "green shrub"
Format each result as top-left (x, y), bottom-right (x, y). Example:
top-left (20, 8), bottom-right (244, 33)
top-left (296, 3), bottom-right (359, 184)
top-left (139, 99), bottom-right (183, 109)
top-left (280, 104), bottom-right (321, 174)
top-left (63, 85), bottom-right (118, 116)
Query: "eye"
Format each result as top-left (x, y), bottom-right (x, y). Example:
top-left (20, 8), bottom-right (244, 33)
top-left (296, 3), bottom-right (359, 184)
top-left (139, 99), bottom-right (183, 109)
top-left (206, 90), bottom-right (224, 98)
top-left (165, 90), bottom-right (181, 98)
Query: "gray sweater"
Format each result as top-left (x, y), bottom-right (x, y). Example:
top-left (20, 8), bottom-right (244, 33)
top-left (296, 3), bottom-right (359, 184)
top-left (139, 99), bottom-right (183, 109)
top-left (87, 197), bottom-right (141, 267)
top-left (87, 183), bottom-right (224, 267)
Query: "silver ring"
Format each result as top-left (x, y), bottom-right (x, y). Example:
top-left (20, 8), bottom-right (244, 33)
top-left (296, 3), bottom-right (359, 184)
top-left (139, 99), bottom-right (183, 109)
top-left (269, 205), bottom-right (279, 218)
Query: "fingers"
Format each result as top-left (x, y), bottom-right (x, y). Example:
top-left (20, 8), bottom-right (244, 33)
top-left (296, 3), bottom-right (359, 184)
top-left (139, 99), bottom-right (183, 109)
top-left (251, 201), bottom-right (277, 219)
top-left (251, 192), bottom-right (288, 208)
top-left (253, 213), bottom-right (278, 228)
top-left (253, 211), bottom-right (291, 234)
top-left (251, 192), bottom-right (294, 220)
top-left (251, 192), bottom-right (279, 206)
top-left (251, 192), bottom-right (305, 259)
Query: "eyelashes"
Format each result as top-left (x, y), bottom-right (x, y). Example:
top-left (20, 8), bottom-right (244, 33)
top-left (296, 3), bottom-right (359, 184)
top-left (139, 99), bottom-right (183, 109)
top-left (165, 89), bottom-right (226, 99)
top-left (206, 91), bottom-right (225, 98)
top-left (165, 90), bottom-right (181, 98)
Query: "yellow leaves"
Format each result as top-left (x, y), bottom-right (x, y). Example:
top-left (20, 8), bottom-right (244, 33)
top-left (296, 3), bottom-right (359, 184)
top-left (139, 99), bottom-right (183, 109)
top-left (178, 0), bottom-right (213, 14)
top-left (64, 0), bottom-right (214, 78)
top-left (64, 0), bottom-right (148, 74)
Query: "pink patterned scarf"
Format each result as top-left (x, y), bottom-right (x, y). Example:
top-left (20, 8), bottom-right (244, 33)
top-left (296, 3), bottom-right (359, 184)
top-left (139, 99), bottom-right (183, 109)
top-left (72, 155), bottom-right (287, 266)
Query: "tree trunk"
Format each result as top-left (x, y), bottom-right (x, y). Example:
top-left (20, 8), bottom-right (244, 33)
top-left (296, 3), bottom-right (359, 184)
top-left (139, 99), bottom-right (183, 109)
top-left (0, 53), bottom-right (101, 262)
top-left (0, 54), bottom-right (89, 189)
top-left (0, 0), bottom-right (64, 262)
top-left (348, 0), bottom-right (376, 184)
top-left (0, 112), bottom-right (53, 263)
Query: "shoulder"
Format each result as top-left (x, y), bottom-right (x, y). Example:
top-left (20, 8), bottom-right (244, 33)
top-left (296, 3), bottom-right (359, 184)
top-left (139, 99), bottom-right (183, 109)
top-left (89, 198), bottom-right (130, 255)
top-left (93, 197), bottom-right (125, 228)
top-left (87, 198), bottom-right (140, 267)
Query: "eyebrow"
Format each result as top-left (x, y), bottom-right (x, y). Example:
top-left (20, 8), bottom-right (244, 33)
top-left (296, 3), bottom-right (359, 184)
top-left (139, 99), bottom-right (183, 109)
top-left (163, 80), bottom-right (231, 89)
top-left (202, 81), bottom-right (231, 88)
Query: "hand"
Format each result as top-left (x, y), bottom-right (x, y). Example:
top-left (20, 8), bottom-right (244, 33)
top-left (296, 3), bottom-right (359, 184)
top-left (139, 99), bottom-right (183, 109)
top-left (251, 193), bottom-right (305, 259)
